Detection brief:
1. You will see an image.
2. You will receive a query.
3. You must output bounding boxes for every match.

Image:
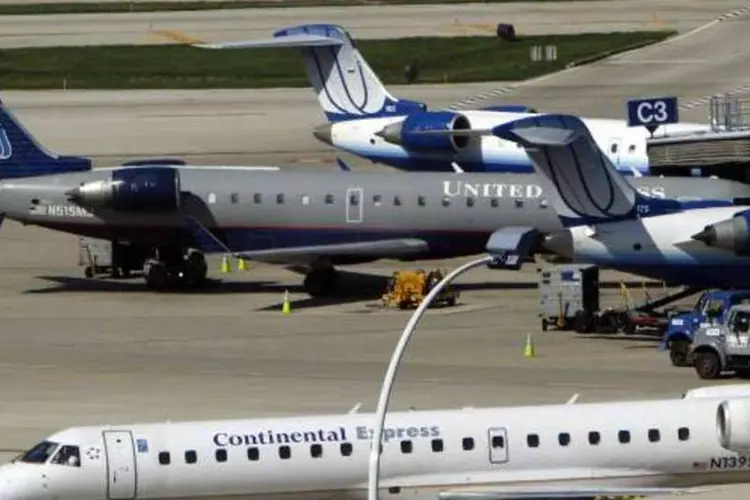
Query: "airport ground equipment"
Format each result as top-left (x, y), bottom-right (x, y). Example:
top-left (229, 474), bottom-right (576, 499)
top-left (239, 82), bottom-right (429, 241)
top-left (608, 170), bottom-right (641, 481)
top-left (662, 289), bottom-right (750, 367)
top-left (690, 304), bottom-right (750, 379)
top-left (538, 264), bottom-right (599, 331)
top-left (78, 237), bottom-right (166, 282)
top-left (381, 269), bottom-right (458, 309)
top-left (538, 264), bottom-right (698, 335)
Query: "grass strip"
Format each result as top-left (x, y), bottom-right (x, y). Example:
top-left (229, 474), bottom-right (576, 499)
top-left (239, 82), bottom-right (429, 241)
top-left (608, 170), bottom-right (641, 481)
top-left (1, 0), bottom-right (614, 16)
top-left (0, 31), bottom-right (675, 90)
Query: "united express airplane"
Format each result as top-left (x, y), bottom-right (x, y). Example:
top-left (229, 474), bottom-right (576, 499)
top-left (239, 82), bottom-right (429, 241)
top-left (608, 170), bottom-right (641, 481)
top-left (3, 385), bottom-right (750, 499)
top-left (195, 24), bottom-right (711, 176)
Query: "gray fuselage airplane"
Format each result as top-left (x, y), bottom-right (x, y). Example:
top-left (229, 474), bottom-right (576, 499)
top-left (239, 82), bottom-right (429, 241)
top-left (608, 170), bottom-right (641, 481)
top-left (6, 167), bottom-right (750, 295)
top-left (1, 99), bottom-right (750, 295)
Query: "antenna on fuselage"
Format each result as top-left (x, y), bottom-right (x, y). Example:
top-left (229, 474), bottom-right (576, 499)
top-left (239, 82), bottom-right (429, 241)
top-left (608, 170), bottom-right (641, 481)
top-left (451, 162), bottom-right (464, 174)
top-left (566, 393), bottom-right (580, 404)
top-left (349, 402), bottom-right (363, 414)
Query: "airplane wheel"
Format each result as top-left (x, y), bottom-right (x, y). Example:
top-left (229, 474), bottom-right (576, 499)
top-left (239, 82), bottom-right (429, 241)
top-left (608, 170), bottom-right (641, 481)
top-left (84, 266), bottom-right (94, 279)
top-left (669, 340), bottom-right (691, 367)
top-left (144, 260), bottom-right (167, 290)
top-left (185, 251), bottom-right (207, 286)
top-left (694, 351), bottom-right (721, 379)
top-left (304, 268), bottom-right (338, 297)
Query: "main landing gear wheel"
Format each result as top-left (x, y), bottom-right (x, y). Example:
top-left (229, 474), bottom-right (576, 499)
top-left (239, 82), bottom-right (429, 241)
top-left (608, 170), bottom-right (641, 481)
top-left (144, 259), bottom-right (167, 291)
top-left (694, 351), bottom-right (721, 379)
top-left (142, 250), bottom-right (207, 291)
top-left (303, 268), bottom-right (339, 297)
top-left (669, 340), bottom-right (692, 367)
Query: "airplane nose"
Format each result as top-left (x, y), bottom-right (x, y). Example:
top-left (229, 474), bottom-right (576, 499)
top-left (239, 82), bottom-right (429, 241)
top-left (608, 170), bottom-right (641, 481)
top-left (313, 124), bottom-right (333, 146)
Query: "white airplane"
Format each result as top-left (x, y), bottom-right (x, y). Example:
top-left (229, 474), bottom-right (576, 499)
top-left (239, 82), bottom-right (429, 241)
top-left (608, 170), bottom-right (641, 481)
top-left (3, 385), bottom-right (750, 499)
top-left (192, 24), bottom-right (711, 177)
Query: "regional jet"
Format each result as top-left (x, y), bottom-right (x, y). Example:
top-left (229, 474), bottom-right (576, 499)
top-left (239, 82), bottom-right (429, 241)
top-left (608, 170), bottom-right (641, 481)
top-left (192, 23), bottom-right (711, 176)
top-left (2, 384), bottom-right (750, 499)
top-left (491, 112), bottom-right (750, 289)
top-left (0, 99), bottom-right (747, 295)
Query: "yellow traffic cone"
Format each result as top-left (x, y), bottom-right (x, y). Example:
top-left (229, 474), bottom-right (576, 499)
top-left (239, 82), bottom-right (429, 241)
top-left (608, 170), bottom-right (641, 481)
top-left (282, 289), bottom-right (291, 315)
top-left (238, 257), bottom-right (248, 271)
top-left (221, 255), bottom-right (231, 273)
top-left (524, 333), bottom-right (535, 358)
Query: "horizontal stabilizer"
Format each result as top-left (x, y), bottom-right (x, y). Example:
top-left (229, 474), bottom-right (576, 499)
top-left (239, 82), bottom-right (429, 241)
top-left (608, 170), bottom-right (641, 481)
top-left (196, 33), bottom-right (343, 50)
top-left (439, 485), bottom-right (697, 499)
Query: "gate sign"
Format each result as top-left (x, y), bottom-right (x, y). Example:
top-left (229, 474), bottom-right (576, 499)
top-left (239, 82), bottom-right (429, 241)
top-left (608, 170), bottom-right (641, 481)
top-left (627, 97), bottom-right (678, 133)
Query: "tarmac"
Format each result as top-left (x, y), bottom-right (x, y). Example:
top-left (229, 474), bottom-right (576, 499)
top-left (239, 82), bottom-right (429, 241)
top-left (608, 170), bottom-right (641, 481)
top-left (0, 0), bottom-right (745, 48)
top-left (2, 2), bottom-right (750, 499)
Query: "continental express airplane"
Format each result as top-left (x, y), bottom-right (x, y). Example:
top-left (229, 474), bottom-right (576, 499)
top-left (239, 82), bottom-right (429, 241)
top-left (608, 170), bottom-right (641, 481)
top-left (3, 385), bottom-right (750, 499)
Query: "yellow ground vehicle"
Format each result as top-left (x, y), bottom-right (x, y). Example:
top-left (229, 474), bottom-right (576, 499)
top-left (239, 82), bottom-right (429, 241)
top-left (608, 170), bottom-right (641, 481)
top-left (381, 269), bottom-right (459, 309)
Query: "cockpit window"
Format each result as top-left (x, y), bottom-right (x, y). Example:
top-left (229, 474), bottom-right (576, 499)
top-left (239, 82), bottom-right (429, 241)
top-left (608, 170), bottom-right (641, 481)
top-left (51, 445), bottom-right (81, 467)
top-left (20, 441), bottom-right (59, 464)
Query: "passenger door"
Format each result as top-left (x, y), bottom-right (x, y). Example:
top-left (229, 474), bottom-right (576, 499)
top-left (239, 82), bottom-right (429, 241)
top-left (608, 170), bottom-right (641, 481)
top-left (346, 187), bottom-right (364, 223)
top-left (487, 427), bottom-right (509, 464)
top-left (103, 430), bottom-right (136, 500)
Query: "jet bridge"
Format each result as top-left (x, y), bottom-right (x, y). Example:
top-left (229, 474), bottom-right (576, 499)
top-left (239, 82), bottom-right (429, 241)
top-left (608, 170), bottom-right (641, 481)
top-left (647, 95), bottom-right (750, 183)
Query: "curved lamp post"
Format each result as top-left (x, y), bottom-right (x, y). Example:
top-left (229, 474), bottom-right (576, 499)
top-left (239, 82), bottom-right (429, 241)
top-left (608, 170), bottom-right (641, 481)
top-left (367, 255), bottom-right (495, 500)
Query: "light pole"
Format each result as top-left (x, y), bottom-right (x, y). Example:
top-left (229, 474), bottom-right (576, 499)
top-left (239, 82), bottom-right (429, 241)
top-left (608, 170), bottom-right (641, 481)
top-left (367, 255), bottom-right (495, 500)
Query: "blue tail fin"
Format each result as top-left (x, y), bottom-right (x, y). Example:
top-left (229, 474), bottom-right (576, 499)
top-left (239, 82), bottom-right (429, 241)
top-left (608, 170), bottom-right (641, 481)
top-left (196, 24), bottom-right (427, 122)
top-left (493, 114), bottom-right (682, 226)
top-left (0, 100), bottom-right (91, 179)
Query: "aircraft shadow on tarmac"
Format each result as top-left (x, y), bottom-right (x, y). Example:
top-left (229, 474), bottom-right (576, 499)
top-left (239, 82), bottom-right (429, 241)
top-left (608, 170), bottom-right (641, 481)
top-left (24, 270), bottom-right (668, 312)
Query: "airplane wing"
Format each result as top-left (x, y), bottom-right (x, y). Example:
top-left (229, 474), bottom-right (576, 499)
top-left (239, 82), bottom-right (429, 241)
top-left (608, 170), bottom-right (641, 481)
top-left (184, 216), bottom-right (428, 265)
top-left (438, 485), bottom-right (701, 499)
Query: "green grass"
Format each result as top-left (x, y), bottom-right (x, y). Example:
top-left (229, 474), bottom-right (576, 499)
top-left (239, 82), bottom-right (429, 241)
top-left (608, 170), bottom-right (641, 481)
top-left (0, 0), bottom-right (610, 16)
top-left (0, 31), bottom-right (675, 90)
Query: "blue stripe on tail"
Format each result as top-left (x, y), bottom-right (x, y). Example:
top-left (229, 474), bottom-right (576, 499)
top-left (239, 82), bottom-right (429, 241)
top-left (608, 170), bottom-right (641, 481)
top-left (0, 100), bottom-right (91, 179)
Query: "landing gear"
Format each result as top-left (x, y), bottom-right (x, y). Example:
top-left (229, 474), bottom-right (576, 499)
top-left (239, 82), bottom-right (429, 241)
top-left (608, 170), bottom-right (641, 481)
top-left (303, 267), bottom-right (340, 297)
top-left (669, 340), bottom-right (692, 367)
top-left (142, 247), bottom-right (208, 291)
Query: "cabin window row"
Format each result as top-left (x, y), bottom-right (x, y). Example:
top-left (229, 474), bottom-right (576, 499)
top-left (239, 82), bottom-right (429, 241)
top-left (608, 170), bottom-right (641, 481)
top-left (234, 193), bottom-right (548, 209)
top-left (156, 436), bottom-right (479, 465)
top-left (521, 427), bottom-right (690, 449)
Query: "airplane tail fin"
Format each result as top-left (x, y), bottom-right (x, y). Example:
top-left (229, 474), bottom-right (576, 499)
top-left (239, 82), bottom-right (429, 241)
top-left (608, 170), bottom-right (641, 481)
top-left (196, 24), bottom-right (427, 122)
top-left (493, 114), bottom-right (681, 226)
top-left (0, 100), bottom-right (92, 179)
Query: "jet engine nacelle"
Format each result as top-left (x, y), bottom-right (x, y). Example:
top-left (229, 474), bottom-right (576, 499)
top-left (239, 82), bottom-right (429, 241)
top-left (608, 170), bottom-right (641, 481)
top-left (692, 209), bottom-right (750, 256)
top-left (717, 398), bottom-right (750, 452)
top-left (377, 111), bottom-right (472, 153)
top-left (67, 166), bottom-right (181, 212)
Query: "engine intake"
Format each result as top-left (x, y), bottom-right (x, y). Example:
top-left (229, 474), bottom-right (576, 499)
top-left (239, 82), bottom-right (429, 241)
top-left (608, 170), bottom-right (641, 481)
top-left (717, 399), bottom-right (750, 452)
top-left (66, 166), bottom-right (181, 212)
top-left (376, 111), bottom-right (472, 153)
top-left (692, 209), bottom-right (750, 256)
